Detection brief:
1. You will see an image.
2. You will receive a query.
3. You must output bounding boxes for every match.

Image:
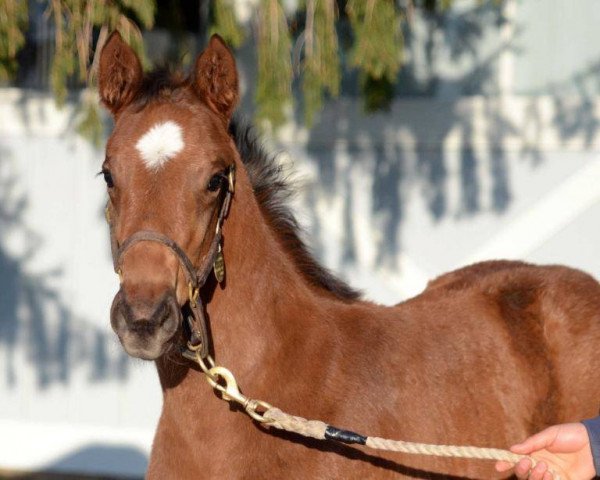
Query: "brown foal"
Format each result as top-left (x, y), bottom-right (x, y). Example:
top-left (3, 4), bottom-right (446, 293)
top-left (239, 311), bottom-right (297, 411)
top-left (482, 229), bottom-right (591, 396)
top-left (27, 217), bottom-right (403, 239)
top-left (98, 32), bottom-right (600, 479)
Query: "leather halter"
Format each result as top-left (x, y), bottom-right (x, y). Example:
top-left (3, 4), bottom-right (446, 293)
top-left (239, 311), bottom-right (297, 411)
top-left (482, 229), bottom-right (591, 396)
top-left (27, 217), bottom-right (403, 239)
top-left (106, 165), bottom-right (235, 359)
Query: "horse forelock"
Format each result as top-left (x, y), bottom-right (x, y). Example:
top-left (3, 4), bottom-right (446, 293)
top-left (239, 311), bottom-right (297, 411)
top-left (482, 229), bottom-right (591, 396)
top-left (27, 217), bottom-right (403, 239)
top-left (132, 67), bottom-right (189, 107)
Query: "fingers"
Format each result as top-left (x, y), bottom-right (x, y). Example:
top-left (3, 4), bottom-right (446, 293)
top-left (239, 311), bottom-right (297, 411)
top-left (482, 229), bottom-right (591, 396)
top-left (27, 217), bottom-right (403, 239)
top-left (528, 461), bottom-right (549, 480)
top-left (514, 457), bottom-right (533, 478)
top-left (495, 460), bottom-right (514, 472)
top-left (511, 427), bottom-right (559, 454)
top-left (508, 459), bottom-right (554, 480)
top-left (495, 457), bottom-right (558, 480)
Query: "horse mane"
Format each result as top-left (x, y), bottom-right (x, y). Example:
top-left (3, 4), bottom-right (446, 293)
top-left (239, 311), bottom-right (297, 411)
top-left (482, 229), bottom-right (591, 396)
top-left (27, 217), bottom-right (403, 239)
top-left (131, 68), bottom-right (360, 301)
top-left (228, 120), bottom-right (361, 302)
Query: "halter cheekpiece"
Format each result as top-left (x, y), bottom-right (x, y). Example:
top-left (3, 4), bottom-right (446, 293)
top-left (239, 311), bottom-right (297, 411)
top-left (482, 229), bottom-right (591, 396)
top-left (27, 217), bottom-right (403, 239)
top-left (105, 165), bottom-right (236, 359)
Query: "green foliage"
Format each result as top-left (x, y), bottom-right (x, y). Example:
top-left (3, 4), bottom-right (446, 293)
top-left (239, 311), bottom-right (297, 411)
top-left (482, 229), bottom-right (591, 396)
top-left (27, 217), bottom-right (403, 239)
top-left (119, 0), bottom-right (156, 30)
top-left (1, 0), bottom-right (504, 140)
top-left (361, 74), bottom-right (394, 112)
top-left (210, 0), bottom-right (245, 48)
top-left (302, 0), bottom-right (340, 126)
top-left (49, 0), bottom-right (74, 106)
top-left (347, 0), bottom-right (402, 112)
top-left (441, 0), bottom-right (454, 10)
top-left (49, 0), bottom-right (156, 107)
top-left (0, 0), bottom-right (28, 82)
top-left (40, 0), bottom-right (156, 145)
top-left (347, 0), bottom-right (403, 81)
top-left (76, 92), bottom-right (104, 148)
top-left (256, 0), bottom-right (293, 130)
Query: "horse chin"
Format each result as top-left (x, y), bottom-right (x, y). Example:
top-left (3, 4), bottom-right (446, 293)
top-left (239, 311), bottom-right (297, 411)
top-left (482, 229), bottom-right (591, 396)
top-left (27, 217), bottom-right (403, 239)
top-left (118, 328), bottom-right (177, 361)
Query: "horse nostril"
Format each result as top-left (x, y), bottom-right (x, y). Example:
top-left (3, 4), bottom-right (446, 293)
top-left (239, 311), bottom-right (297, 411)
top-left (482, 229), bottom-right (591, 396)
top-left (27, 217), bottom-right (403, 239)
top-left (146, 294), bottom-right (180, 334)
top-left (110, 293), bottom-right (129, 334)
top-left (156, 302), bottom-right (171, 327)
top-left (157, 295), bottom-right (180, 334)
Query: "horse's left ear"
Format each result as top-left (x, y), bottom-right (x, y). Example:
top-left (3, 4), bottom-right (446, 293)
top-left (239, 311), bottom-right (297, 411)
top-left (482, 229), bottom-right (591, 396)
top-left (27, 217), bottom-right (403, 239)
top-left (193, 34), bottom-right (239, 125)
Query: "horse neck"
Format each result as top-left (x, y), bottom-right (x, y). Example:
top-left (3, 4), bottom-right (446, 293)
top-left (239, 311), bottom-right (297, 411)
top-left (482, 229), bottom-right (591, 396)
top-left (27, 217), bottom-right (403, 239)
top-left (157, 160), bottom-right (331, 388)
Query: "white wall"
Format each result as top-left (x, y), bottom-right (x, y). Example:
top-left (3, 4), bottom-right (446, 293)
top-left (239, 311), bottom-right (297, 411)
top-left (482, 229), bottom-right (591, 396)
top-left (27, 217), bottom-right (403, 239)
top-left (0, 90), bottom-right (160, 477)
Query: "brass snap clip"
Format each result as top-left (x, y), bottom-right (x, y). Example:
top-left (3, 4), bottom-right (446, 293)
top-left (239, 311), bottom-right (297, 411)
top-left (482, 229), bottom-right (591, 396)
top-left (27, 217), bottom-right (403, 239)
top-left (206, 366), bottom-right (245, 404)
top-left (191, 351), bottom-right (273, 423)
top-left (204, 365), bottom-right (273, 422)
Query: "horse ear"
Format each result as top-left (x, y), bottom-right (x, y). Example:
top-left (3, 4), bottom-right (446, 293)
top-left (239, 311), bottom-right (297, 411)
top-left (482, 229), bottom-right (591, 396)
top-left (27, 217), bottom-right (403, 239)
top-left (98, 31), bottom-right (143, 115)
top-left (193, 34), bottom-right (239, 124)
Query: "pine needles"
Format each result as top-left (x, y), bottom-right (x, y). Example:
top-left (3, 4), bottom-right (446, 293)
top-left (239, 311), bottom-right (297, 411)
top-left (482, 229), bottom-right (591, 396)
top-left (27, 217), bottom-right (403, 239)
top-left (0, 0), bottom-right (504, 141)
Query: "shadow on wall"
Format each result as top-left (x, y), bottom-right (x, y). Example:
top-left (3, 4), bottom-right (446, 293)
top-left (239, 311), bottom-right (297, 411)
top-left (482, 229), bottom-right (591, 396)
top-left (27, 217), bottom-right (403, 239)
top-left (549, 59), bottom-right (600, 149)
top-left (44, 444), bottom-right (146, 480)
top-left (298, 5), bottom-right (517, 267)
top-left (0, 144), bottom-right (129, 389)
top-left (287, 4), bottom-right (600, 268)
top-left (1, 444), bottom-right (146, 479)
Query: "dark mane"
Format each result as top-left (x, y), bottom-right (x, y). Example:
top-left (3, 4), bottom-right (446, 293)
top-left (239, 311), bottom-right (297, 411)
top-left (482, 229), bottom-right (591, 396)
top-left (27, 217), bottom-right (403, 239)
top-left (132, 68), bottom-right (360, 301)
top-left (229, 120), bottom-right (361, 302)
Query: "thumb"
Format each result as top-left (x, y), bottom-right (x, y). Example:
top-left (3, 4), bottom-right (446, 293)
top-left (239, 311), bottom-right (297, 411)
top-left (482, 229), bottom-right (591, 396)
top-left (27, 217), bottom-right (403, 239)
top-left (510, 427), bottom-right (559, 454)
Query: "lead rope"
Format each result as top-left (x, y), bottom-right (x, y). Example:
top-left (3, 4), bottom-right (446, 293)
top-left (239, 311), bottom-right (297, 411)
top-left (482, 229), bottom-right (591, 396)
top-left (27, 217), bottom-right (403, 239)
top-left (185, 349), bottom-right (561, 480)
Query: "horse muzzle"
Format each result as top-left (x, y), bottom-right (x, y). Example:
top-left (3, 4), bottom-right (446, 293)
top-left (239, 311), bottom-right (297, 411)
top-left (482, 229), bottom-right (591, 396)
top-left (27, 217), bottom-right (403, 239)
top-left (110, 289), bottom-right (181, 360)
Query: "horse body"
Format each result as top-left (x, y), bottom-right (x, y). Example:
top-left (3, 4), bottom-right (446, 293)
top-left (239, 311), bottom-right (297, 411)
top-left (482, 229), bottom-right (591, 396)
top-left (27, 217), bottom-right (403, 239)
top-left (97, 33), bottom-right (600, 479)
top-left (148, 187), bottom-right (600, 478)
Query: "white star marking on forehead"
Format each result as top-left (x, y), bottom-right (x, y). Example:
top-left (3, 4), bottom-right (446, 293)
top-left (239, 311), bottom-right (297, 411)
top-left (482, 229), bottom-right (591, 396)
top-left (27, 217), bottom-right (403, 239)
top-left (135, 120), bottom-right (184, 170)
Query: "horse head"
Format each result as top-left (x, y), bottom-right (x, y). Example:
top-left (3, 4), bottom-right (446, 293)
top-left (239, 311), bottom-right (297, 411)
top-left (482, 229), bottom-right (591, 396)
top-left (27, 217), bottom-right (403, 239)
top-left (98, 32), bottom-right (239, 360)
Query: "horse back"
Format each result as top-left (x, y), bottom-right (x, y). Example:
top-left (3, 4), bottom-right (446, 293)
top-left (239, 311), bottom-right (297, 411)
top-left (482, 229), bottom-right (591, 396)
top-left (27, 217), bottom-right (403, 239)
top-left (423, 260), bottom-right (600, 426)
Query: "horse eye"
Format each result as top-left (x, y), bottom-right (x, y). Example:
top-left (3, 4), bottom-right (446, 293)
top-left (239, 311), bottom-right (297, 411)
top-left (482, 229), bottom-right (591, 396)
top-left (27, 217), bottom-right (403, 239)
top-left (102, 169), bottom-right (114, 188)
top-left (207, 173), bottom-right (224, 192)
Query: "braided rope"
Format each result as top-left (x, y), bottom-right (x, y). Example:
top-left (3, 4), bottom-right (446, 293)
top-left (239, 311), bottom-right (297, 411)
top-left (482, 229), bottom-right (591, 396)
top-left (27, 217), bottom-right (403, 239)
top-left (264, 408), bottom-right (328, 440)
top-left (189, 353), bottom-right (561, 479)
top-left (263, 408), bottom-right (561, 480)
top-left (365, 436), bottom-right (523, 462)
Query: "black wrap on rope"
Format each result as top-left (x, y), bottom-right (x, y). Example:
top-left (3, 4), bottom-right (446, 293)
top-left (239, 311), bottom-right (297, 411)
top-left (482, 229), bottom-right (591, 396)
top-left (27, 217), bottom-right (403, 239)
top-left (324, 426), bottom-right (367, 445)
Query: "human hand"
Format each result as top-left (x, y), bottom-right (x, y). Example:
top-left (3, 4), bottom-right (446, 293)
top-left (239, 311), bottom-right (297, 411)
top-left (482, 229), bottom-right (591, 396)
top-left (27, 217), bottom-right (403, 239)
top-left (495, 423), bottom-right (595, 480)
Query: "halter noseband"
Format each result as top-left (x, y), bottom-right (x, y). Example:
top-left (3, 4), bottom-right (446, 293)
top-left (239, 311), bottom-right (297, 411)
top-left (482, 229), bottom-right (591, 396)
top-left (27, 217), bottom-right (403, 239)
top-left (106, 165), bottom-right (236, 359)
